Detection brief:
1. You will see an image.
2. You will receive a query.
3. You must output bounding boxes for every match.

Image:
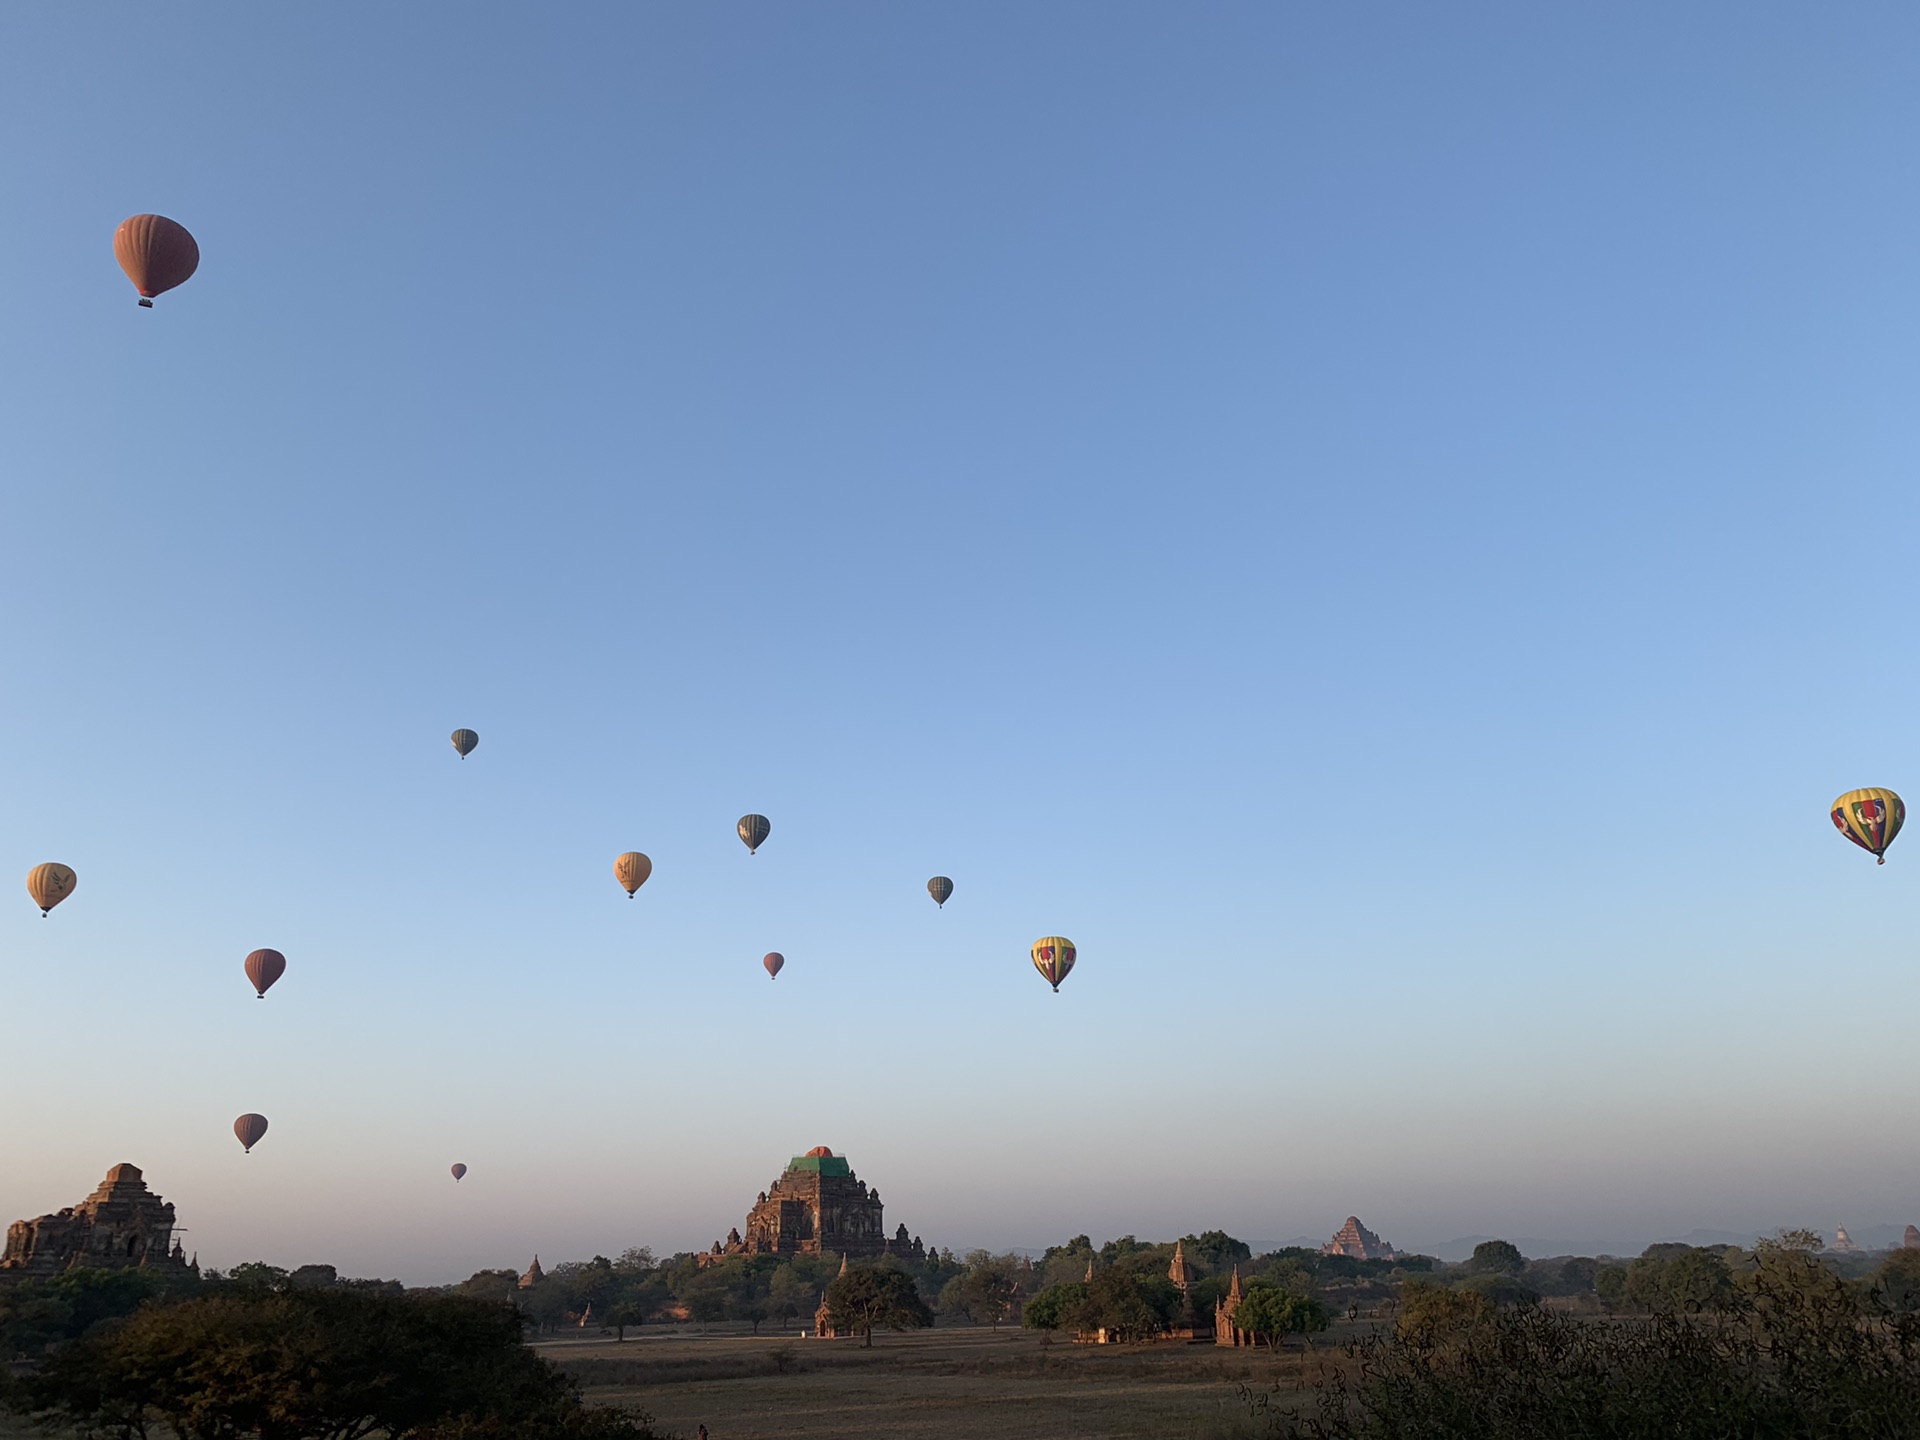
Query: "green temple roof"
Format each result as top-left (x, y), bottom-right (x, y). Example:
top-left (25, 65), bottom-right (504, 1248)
top-left (787, 1151), bottom-right (852, 1177)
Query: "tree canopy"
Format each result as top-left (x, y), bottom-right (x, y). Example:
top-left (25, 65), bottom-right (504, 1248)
top-left (821, 1265), bottom-right (933, 1347)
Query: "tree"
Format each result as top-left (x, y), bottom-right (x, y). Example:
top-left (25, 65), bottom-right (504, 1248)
top-left (1465, 1240), bottom-right (1526, 1276)
top-left (1184, 1231), bottom-right (1253, 1271)
top-left (1232, 1285), bottom-right (1328, 1348)
top-left (604, 1302), bottom-right (645, 1342)
top-left (822, 1265), bottom-right (933, 1347)
top-left (685, 1291), bottom-right (726, 1332)
top-left (1068, 1269), bottom-right (1182, 1342)
top-left (1395, 1279), bottom-right (1491, 1338)
top-left (1876, 1250), bottom-right (1920, 1314)
top-left (1022, 1282), bottom-right (1087, 1332)
top-left (767, 1265), bottom-right (809, 1330)
top-left (1595, 1264), bottom-right (1628, 1308)
top-left (9, 1287), bottom-right (665, 1439)
top-left (941, 1253), bottom-right (1023, 1329)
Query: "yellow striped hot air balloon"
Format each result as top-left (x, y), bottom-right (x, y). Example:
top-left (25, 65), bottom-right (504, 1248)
top-left (26, 863), bottom-right (76, 917)
top-left (614, 851), bottom-right (652, 897)
top-left (1031, 936), bottom-right (1076, 993)
top-left (1831, 787), bottom-right (1904, 864)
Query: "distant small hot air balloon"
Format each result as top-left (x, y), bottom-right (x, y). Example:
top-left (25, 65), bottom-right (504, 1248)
top-left (928, 876), bottom-right (953, 908)
top-left (737, 814), bottom-right (771, 854)
top-left (1031, 936), bottom-right (1076, 993)
top-left (614, 852), bottom-right (652, 897)
top-left (234, 1113), bottom-right (269, 1153)
top-left (244, 948), bottom-right (287, 999)
top-left (451, 1163), bottom-right (468, 1182)
top-left (451, 729), bottom-right (479, 758)
top-left (764, 951), bottom-right (785, 979)
top-left (26, 863), bottom-right (76, 917)
top-left (113, 214), bottom-right (199, 307)
top-left (1832, 787), bottom-right (1905, 864)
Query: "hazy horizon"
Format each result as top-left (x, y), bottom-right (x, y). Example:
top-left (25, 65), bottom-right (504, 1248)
top-left (3, 3), bottom-right (1917, 1289)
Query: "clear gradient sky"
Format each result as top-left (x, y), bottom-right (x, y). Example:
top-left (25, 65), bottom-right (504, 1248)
top-left (2, 4), bottom-right (1917, 1283)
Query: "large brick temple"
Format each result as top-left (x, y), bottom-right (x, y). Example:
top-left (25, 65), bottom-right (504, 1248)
top-left (703, 1146), bottom-right (924, 1263)
top-left (1, 1163), bottom-right (190, 1278)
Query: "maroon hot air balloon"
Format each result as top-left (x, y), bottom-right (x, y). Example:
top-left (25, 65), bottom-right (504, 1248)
top-left (244, 948), bottom-right (287, 999)
top-left (763, 951), bottom-right (784, 979)
top-left (451, 1163), bottom-right (468, 1182)
top-left (113, 215), bottom-right (199, 307)
top-left (233, 1113), bottom-right (269, 1153)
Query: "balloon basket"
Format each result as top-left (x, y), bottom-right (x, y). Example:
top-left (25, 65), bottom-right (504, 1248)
top-left (138, 298), bottom-right (153, 308)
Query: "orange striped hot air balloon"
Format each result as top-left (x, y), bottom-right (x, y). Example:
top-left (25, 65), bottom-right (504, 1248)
top-left (1031, 936), bottom-right (1076, 993)
top-left (113, 215), bottom-right (199, 307)
top-left (244, 948), bottom-right (286, 999)
top-left (233, 1114), bottom-right (269, 1153)
top-left (614, 852), bottom-right (652, 897)
top-left (26, 863), bottom-right (75, 917)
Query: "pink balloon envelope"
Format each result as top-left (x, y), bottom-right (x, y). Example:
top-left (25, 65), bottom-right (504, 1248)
top-left (763, 952), bottom-right (785, 979)
top-left (451, 1163), bottom-right (467, 1182)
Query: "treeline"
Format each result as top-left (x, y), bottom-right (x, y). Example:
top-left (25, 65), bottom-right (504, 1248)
top-left (0, 1269), bottom-right (663, 1438)
top-left (1258, 1234), bottom-right (1920, 1439)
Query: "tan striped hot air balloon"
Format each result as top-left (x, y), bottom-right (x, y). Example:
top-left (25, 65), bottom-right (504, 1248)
top-left (1031, 936), bottom-right (1076, 993)
top-left (451, 728), bottom-right (479, 759)
top-left (233, 1113), bottom-right (269, 1153)
top-left (113, 214), bottom-right (199, 307)
top-left (614, 851), bottom-right (652, 897)
top-left (26, 863), bottom-right (76, 917)
top-left (927, 876), bottom-right (953, 908)
top-left (244, 948), bottom-right (287, 999)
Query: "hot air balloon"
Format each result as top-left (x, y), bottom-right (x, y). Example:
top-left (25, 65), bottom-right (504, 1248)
top-left (244, 948), bottom-right (286, 999)
top-left (737, 814), bottom-right (771, 854)
top-left (614, 852), bottom-right (652, 897)
top-left (451, 729), bottom-right (479, 758)
top-left (764, 951), bottom-right (784, 979)
top-left (1031, 936), bottom-right (1076, 993)
top-left (113, 214), bottom-right (199, 307)
top-left (928, 876), bottom-right (953, 908)
top-left (234, 1113), bottom-right (269, 1153)
top-left (451, 1163), bottom-right (468, 1182)
top-left (26, 863), bottom-right (76, 917)
top-left (1832, 787), bottom-right (1905, 864)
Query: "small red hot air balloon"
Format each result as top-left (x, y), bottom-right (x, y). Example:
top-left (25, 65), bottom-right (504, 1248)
top-left (451, 1163), bottom-right (468, 1182)
top-left (113, 215), bottom-right (199, 308)
top-left (244, 948), bottom-right (286, 999)
top-left (234, 1113), bottom-right (269, 1153)
top-left (763, 951), bottom-right (785, 979)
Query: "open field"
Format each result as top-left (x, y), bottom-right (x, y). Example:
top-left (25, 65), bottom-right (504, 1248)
top-left (542, 1324), bottom-right (1339, 1440)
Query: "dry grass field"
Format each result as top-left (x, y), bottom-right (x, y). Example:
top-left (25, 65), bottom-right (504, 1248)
top-left (542, 1323), bottom-right (1336, 1440)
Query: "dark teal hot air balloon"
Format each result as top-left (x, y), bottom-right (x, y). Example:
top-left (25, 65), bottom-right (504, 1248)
top-left (737, 814), bottom-right (770, 854)
top-left (928, 876), bottom-right (953, 908)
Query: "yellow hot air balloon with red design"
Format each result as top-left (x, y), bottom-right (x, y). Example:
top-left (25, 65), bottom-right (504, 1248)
top-left (1031, 936), bottom-right (1076, 993)
top-left (1831, 788), bottom-right (1904, 864)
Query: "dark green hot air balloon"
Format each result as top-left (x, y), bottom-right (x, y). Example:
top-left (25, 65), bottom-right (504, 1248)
top-left (737, 814), bottom-right (770, 854)
top-left (451, 728), bottom-right (479, 759)
top-left (928, 876), bottom-right (953, 908)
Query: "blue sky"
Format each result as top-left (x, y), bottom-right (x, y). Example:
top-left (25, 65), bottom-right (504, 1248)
top-left (2, 4), bottom-right (1917, 1281)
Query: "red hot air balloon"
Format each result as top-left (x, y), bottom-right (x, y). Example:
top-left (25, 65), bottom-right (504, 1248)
top-left (764, 951), bottom-right (785, 979)
top-left (113, 215), bottom-right (199, 307)
top-left (451, 1163), bottom-right (468, 1182)
top-left (244, 948), bottom-right (287, 999)
top-left (233, 1113), bottom-right (269, 1153)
